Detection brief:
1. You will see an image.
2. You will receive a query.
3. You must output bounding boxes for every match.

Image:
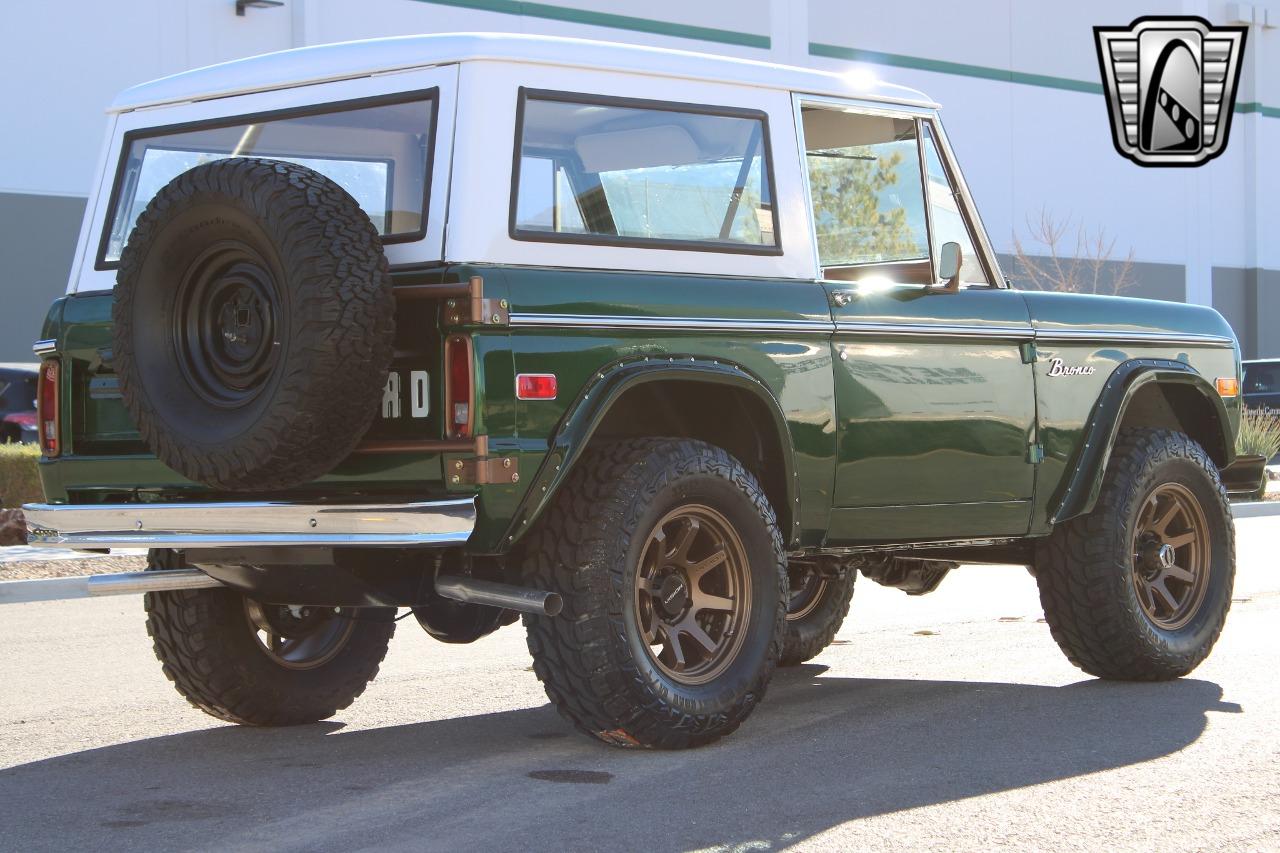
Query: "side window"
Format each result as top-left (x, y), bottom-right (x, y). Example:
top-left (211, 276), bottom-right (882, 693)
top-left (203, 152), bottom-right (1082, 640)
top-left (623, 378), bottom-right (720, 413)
top-left (800, 105), bottom-right (930, 282)
top-left (511, 91), bottom-right (779, 252)
top-left (921, 124), bottom-right (988, 285)
top-left (514, 155), bottom-right (587, 233)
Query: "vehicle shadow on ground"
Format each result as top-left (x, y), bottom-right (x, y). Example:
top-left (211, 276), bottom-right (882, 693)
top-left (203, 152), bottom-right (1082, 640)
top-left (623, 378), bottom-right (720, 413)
top-left (0, 668), bottom-right (1238, 852)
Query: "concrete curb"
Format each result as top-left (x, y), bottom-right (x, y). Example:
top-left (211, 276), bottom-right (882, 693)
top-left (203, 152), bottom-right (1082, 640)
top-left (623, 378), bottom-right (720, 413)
top-left (1231, 501), bottom-right (1280, 519)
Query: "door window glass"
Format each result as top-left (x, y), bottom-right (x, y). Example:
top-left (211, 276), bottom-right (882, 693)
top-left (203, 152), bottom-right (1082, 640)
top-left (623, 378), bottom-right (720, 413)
top-left (921, 123), bottom-right (988, 284)
top-left (801, 106), bottom-right (929, 272)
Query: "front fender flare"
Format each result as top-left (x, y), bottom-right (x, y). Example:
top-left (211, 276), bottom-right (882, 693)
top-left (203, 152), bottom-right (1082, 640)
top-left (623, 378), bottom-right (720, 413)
top-left (498, 356), bottom-right (798, 550)
top-left (1050, 358), bottom-right (1234, 524)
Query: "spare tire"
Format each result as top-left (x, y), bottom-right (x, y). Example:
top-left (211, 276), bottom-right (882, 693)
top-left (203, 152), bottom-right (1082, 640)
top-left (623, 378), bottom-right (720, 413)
top-left (113, 158), bottom-right (394, 491)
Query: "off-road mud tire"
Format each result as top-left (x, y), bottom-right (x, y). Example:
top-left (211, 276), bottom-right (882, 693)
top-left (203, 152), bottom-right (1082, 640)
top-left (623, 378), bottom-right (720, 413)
top-left (113, 158), bottom-right (394, 491)
top-left (1035, 428), bottom-right (1234, 680)
top-left (144, 552), bottom-right (395, 726)
top-left (779, 568), bottom-right (855, 666)
top-left (522, 438), bottom-right (787, 749)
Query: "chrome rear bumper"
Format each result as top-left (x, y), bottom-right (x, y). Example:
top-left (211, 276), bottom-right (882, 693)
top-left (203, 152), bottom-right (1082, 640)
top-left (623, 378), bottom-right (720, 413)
top-left (21, 499), bottom-right (475, 550)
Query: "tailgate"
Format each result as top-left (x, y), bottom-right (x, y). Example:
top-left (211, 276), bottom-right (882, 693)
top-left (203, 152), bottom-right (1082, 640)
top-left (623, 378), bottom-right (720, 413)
top-left (34, 270), bottom-right (480, 501)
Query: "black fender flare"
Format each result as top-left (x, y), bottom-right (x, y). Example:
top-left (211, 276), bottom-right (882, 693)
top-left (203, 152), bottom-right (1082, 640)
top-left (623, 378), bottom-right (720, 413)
top-left (1050, 358), bottom-right (1234, 524)
top-left (498, 356), bottom-right (799, 550)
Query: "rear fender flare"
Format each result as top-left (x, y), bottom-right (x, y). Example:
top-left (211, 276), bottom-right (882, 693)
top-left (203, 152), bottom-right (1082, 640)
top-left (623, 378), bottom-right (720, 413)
top-left (499, 357), bottom-right (798, 550)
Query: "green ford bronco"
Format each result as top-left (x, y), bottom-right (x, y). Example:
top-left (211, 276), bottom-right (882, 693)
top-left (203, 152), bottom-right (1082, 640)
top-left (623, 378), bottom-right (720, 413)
top-left (20, 34), bottom-right (1261, 748)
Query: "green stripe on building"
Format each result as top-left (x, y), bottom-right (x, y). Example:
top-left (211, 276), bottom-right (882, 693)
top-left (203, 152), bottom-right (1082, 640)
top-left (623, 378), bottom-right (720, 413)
top-left (810, 41), bottom-right (1277, 116)
top-left (809, 42), bottom-right (1102, 94)
top-left (411, 0), bottom-right (770, 49)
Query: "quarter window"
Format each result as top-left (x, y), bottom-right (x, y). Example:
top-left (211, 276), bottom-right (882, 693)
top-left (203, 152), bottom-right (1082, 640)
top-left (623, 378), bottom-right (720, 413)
top-left (101, 92), bottom-right (437, 265)
top-left (512, 91), bottom-right (779, 252)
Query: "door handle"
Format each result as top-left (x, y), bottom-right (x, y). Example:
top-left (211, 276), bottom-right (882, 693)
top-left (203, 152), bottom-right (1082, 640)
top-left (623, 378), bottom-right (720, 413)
top-left (830, 291), bottom-right (854, 307)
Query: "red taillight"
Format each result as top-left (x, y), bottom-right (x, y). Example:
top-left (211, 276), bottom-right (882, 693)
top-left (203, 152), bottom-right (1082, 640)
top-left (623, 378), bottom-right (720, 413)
top-left (516, 373), bottom-right (557, 401)
top-left (37, 358), bottom-right (60, 457)
top-left (444, 336), bottom-right (473, 439)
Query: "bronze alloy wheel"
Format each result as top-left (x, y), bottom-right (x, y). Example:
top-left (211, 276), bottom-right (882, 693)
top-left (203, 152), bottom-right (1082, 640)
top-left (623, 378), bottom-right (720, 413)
top-left (786, 562), bottom-right (828, 622)
top-left (1131, 482), bottom-right (1212, 630)
top-left (634, 504), bottom-right (752, 685)
top-left (245, 599), bottom-right (356, 671)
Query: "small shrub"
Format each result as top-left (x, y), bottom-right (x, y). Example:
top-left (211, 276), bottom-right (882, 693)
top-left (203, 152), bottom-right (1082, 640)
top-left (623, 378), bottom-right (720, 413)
top-left (0, 443), bottom-right (43, 508)
top-left (1237, 407), bottom-right (1280, 462)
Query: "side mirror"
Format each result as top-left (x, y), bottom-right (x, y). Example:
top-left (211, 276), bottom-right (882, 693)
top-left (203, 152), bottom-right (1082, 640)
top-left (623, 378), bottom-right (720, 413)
top-left (938, 241), bottom-right (962, 291)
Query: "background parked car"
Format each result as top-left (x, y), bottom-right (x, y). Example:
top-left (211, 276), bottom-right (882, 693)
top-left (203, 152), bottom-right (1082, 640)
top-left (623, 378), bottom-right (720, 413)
top-left (1243, 360), bottom-right (1280, 412)
top-left (1243, 360), bottom-right (1280, 468)
top-left (0, 364), bottom-right (38, 444)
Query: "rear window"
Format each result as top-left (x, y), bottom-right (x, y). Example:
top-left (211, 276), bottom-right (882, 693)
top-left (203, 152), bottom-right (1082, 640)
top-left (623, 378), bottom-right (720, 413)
top-left (99, 91), bottom-right (437, 266)
top-left (511, 90), bottom-right (780, 254)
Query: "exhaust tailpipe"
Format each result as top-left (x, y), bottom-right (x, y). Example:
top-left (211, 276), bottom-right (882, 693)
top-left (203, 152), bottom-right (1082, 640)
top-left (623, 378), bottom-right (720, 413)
top-left (434, 575), bottom-right (562, 617)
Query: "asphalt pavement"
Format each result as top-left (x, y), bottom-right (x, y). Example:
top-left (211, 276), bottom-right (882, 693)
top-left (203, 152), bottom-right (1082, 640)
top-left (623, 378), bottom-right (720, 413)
top-left (1, 519), bottom-right (1277, 852)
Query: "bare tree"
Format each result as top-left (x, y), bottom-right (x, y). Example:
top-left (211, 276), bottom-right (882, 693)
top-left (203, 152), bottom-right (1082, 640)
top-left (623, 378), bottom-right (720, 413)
top-left (1011, 208), bottom-right (1136, 294)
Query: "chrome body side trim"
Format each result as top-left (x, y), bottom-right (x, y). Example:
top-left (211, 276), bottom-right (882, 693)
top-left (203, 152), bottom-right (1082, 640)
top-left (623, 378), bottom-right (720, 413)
top-left (32, 339), bottom-right (57, 357)
top-left (835, 322), bottom-right (1035, 340)
top-left (508, 312), bottom-right (834, 334)
top-left (1033, 329), bottom-right (1236, 347)
top-left (510, 312), bottom-right (1234, 348)
top-left (21, 499), bottom-right (476, 549)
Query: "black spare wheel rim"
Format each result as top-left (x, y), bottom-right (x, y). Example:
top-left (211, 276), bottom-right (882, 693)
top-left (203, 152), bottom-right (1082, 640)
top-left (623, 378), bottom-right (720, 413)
top-left (1131, 481), bottom-right (1211, 631)
top-left (634, 504), bottom-right (752, 685)
top-left (244, 599), bottom-right (356, 671)
top-left (112, 158), bottom-right (395, 491)
top-left (175, 241), bottom-right (283, 407)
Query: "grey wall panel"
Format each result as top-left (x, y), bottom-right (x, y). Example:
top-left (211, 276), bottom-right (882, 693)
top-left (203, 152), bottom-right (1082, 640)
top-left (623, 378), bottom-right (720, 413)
top-left (0, 192), bottom-right (85, 361)
top-left (1212, 267), bottom-right (1280, 360)
top-left (999, 253), bottom-right (1185, 304)
top-left (1212, 267), bottom-right (1252, 358)
top-left (1257, 269), bottom-right (1280, 360)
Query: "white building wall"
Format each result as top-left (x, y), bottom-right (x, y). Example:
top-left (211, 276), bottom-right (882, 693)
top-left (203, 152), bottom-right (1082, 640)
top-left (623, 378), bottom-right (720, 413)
top-left (1, 0), bottom-right (1277, 356)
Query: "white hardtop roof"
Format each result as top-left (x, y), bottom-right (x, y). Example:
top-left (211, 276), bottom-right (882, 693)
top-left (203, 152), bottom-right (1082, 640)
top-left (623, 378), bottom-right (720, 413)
top-left (109, 31), bottom-right (936, 114)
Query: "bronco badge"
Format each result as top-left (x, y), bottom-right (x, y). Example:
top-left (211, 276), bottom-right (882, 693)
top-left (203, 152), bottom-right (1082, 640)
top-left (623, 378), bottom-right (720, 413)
top-left (1047, 358), bottom-right (1096, 377)
top-left (1094, 16), bottom-right (1247, 167)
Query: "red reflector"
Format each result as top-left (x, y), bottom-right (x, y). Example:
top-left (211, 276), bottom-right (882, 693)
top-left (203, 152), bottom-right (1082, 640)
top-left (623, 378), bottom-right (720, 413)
top-left (37, 358), bottom-right (60, 457)
top-left (444, 336), bottom-right (473, 439)
top-left (516, 374), bottom-right (557, 400)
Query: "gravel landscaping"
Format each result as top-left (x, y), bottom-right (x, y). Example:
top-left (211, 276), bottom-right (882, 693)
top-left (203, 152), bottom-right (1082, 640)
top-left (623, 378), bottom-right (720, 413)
top-left (0, 554), bottom-right (148, 580)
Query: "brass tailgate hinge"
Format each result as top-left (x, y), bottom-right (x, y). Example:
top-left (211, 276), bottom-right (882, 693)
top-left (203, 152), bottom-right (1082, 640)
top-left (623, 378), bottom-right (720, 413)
top-left (443, 276), bottom-right (509, 327)
top-left (450, 455), bottom-right (520, 486)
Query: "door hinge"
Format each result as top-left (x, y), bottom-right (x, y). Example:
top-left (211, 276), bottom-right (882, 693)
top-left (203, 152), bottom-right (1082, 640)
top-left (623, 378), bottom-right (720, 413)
top-left (450, 455), bottom-right (520, 485)
top-left (1027, 443), bottom-right (1045, 465)
top-left (1019, 341), bottom-right (1037, 364)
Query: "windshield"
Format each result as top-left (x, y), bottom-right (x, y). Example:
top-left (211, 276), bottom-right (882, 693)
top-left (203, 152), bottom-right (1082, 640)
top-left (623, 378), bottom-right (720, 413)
top-left (101, 92), bottom-right (437, 264)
